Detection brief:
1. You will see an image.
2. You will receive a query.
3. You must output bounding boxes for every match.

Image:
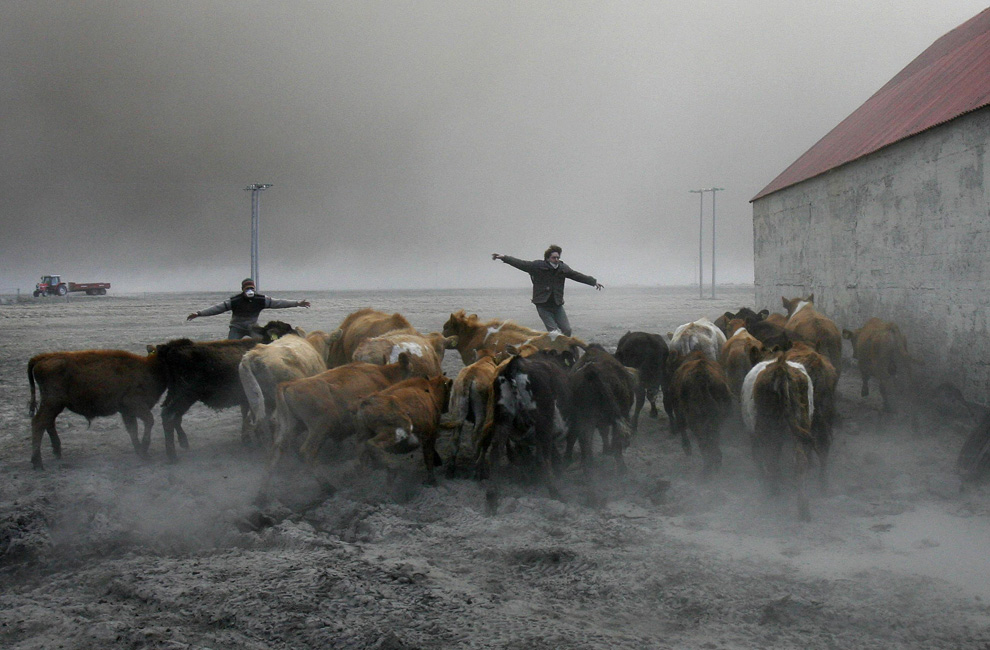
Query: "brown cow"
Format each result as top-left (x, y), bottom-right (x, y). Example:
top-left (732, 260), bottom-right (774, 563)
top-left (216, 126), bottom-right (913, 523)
top-left (446, 350), bottom-right (505, 478)
top-left (668, 349), bottom-right (732, 477)
top-left (357, 374), bottom-right (454, 485)
top-left (268, 355), bottom-right (418, 471)
top-left (352, 331), bottom-right (455, 377)
top-left (782, 294), bottom-right (842, 374)
top-left (719, 320), bottom-right (763, 399)
top-left (842, 317), bottom-right (911, 412)
top-left (325, 308), bottom-right (416, 368)
top-left (714, 307), bottom-right (769, 336)
top-left (27, 349), bottom-right (167, 469)
top-left (442, 310), bottom-right (586, 366)
top-left (741, 355), bottom-right (816, 521)
top-left (784, 342), bottom-right (838, 490)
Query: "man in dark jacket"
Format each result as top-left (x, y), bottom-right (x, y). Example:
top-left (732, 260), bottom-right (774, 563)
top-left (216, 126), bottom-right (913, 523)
top-left (186, 278), bottom-right (311, 339)
top-left (492, 245), bottom-right (603, 336)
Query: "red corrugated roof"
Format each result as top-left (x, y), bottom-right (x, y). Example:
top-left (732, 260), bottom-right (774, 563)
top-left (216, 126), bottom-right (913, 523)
top-left (752, 8), bottom-right (990, 202)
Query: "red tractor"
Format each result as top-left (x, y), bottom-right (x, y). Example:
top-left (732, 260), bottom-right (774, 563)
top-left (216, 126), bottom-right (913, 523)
top-left (34, 275), bottom-right (110, 297)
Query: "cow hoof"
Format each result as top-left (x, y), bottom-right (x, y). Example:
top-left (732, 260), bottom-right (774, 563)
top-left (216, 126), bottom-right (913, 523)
top-left (423, 476), bottom-right (438, 487)
top-left (32, 459), bottom-right (44, 471)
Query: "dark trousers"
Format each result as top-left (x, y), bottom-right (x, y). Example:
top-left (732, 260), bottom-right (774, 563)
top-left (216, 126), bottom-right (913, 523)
top-left (535, 301), bottom-right (572, 336)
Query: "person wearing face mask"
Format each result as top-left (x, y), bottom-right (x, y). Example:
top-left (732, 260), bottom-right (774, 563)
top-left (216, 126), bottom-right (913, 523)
top-left (186, 278), bottom-right (311, 339)
top-left (491, 245), bottom-right (603, 337)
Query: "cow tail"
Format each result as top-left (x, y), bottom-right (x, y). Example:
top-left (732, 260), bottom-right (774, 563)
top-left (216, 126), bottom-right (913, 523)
top-left (238, 359), bottom-right (267, 423)
top-left (27, 358), bottom-right (38, 416)
top-left (448, 375), bottom-right (468, 424)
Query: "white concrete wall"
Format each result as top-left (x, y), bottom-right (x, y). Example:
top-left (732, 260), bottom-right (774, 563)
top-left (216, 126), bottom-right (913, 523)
top-left (753, 107), bottom-right (990, 403)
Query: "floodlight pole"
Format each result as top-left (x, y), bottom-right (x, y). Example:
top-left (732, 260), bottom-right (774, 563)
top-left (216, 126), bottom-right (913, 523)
top-left (689, 189), bottom-right (705, 299)
top-left (244, 183), bottom-right (272, 289)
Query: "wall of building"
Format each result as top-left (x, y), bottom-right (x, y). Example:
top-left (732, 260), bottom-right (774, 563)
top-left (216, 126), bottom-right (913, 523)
top-left (752, 107), bottom-right (990, 404)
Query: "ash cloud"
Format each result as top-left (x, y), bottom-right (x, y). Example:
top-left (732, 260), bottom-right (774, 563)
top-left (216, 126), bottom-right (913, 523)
top-left (1, 1), bottom-right (986, 292)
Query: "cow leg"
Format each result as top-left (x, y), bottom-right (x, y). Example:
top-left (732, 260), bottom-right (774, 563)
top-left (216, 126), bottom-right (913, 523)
top-left (698, 424), bottom-right (722, 479)
top-left (660, 381), bottom-right (675, 431)
top-left (646, 386), bottom-right (660, 419)
top-left (121, 413), bottom-right (149, 460)
top-left (611, 423), bottom-right (628, 474)
top-left (630, 386), bottom-right (645, 432)
top-left (161, 395), bottom-right (195, 463)
top-left (679, 420), bottom-right (693, 457)
top-left (31, 405), bottom-right (62, 470)
top-left (879, 381), bottom-right (894, 413)
top-left (484, 422), bottom-right (510, 514)
top-left (138, 410), bottom-right (155, 454)
top-left (860, 373), bottom-right (870, 398)
top-left (422, 435), bottom-right (441, 486)
top-left (794, 443), bottom-right (811, 522)
top-left (240, 404), bottom-right (253, 446)
top-left (539, 436), bottom-right (563, 501)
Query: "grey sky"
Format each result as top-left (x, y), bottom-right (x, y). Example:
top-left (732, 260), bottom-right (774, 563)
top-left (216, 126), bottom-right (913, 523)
top-left (3, 1), bottom-right (986, 292)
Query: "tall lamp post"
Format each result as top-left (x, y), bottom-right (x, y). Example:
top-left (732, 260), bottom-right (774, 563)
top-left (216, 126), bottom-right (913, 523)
top-left (244, 183), bottom-right (272, 288)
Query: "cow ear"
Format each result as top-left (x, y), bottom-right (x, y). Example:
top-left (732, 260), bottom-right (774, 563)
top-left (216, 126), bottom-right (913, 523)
top-left (505, 343), bottom-right (519, 356)
top-left (758, 309), bottom-right (769, 319)
top-left (808, 293), bottom-right (815, 303)
top-left (781, 296), bottom-right (788, 308)
top-left (146, 344), bottom-right (155, 354)
top-left (398, 351), bottom-right (411, 371)
top-left (842, 329), bottom-right (854, 340)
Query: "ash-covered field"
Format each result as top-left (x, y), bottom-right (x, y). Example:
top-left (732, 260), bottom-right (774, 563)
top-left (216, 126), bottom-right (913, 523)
top-left (1, 286), bottom-right (989, 649)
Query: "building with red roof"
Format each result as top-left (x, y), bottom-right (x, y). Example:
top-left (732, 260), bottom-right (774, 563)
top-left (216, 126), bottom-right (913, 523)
top-left (752, 8), bottom-right (990, 404)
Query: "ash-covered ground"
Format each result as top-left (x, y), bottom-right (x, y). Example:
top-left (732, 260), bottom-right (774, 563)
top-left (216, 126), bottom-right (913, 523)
top-left (1, 286), bottom-right (988, 649)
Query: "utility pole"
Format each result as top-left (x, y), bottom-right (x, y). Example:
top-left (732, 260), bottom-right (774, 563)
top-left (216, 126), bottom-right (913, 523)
top-left (710, 187), bottom-right (724, 298)
top-left (689, 189), bottom-right (705, 299)
top-left (689, 187), bottom-right (724, 299)
top-left (244, 183), bottom-right (272, 288)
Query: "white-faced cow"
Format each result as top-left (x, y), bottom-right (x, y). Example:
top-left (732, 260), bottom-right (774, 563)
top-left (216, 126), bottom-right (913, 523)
top-left (238, 328), bottom-right (334, 446)
top-left (27, 349), bottom-right (167, 469)
top-left (484, 351), bottom-right (572, 514)
top-left (357, 374), bottom-right (454, 486)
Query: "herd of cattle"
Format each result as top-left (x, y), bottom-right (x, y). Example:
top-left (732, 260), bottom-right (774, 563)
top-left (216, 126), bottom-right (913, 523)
top-left (25, 296), bottom-right (914, 520)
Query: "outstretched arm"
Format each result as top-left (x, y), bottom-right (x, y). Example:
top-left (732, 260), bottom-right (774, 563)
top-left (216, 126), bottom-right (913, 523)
top-left (493, 254), bottom-right (541, 273)
top-left (188, 300), bottom-right (231, 320)
top-left (266, 297), bottom-right (310, 309)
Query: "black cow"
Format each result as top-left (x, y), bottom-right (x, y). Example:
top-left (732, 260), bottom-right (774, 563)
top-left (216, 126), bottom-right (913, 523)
top-left (484, 351), bottom-right (572, 514)
top-left (613, 331), bottom-right (672, 431)
top-left (566, 344), bottom-right (635, 473)
top-left (714, 307), bottom-right (768, 335)
top-left (150, 321), bottom-right (293, 462)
